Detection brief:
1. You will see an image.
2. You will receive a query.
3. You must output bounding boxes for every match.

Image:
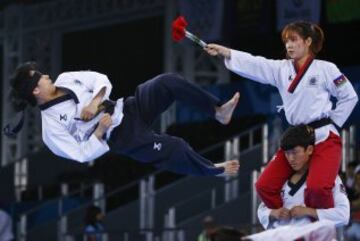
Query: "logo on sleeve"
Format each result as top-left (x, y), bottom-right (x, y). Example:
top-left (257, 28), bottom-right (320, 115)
top-left (334, 75), bottom-right (348, 87)
top-left (153, 142), bottom-right (162, 151)
top-left (60, 114), bottom-right (67, 121)
top-left (74, 79), bottom-right (82, 85)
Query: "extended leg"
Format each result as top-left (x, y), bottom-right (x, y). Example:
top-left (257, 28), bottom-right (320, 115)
top-left (120, 130), bottom-right (239, 176)
top-left (255, 149), bottom-right (293, 208)
top-left (305, 132), bottom-right (341, 208)
top-left (135, 73), bottom-right (239, 126)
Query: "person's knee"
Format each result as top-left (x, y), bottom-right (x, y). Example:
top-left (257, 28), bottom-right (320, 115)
top-left (156, 73), bottom-right (183, 84)
top-left (171, 136), bottom-right (188, 152)
top-left (255, 179), bottom-right (269, 194)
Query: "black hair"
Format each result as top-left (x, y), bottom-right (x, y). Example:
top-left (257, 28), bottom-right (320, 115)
top-left (9, 61), bottom-right (40, 111)
top-left (84, 205), bottom-right (102, 226)
top-left (209, 226), bottom-right (246, 241)
top-left (347, 161), bottom-right (358, 169)
top-left (203, 215), bottom-right (216, 229)
top-left (280, 125), bottom-right (315, 151)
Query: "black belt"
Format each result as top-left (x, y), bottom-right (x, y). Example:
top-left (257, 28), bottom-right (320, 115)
top-left (74, 100), bottom-right (116, 122)
top-left (99, 100), bottom-right (116, 115)
top-left (307, 118), bottom-right (333, 129)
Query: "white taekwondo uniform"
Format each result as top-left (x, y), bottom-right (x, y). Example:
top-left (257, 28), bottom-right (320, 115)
top-left (39, 71), bottom-right (124, 163)
top-left (257, 175), bottom-right (350, 229)
top-left (224, 50), bottom-right (358, 143)
top-left (37, 72), bottom-right (227, 176)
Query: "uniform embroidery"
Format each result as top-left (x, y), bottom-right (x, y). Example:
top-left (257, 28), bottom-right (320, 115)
top-left (153, 142), bottom-right (162, 151)
top-left (74, 79), bottom-right (82, 85)
top-left (60, 114), bottom-right (67, 121)
top-left (309, 77), bottom-right (317, 86)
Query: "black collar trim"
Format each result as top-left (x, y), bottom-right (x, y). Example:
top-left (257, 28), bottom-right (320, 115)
top-left (288, 170), bottom-right (308, 196)
top-left (39, 88), bottom-right (79, 111)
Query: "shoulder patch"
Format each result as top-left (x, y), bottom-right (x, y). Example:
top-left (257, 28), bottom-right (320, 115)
top-left (333, 74), bottom-right (348, 87)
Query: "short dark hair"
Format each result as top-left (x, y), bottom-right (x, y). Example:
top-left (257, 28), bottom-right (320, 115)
top-left (9, 62), bottom-right (40, 110)
top-left (203, 215), bottom-right (216, 229)
top-left (209, 226), bottom-right (245, 241)
top-left (84, 205), bottom-right (102, 226)
top-left (280, 125), bottom-right (315, 151)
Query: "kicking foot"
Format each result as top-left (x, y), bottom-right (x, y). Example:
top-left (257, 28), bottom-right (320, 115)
top-left (215, 92), bottom-right (240, 125)
top-left (215, 159), bottom-right (240, 176)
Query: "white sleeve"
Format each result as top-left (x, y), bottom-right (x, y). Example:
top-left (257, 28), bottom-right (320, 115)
top-left (42, 117), bottom-right (109, 163)
top-left (324, 63), bottom-right (358, 127)
top-left (316, 177), bottom-right (350, 227)
top-left (58, 71), bottom-right (113, 101)
top-left (257, 202), bottom-right (272, 229)
top-left (224, 49), bottom-right (284, 87)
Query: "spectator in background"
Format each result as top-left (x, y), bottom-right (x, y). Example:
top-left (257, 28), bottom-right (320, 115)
top-left (346, 169), bottom-right (360, 240)
top-left (198, 216), bottom-right (217, 241)
top-left (346, 161), bottom-right (359, 196)
top-left (84, 205), bottom-right (105, 241)
top-left (0, 208), bottom-right (14, 241)
top-left (209, 226), bottom-right (246, 241)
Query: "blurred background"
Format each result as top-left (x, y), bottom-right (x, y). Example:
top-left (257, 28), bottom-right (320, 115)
top-left (0, 0), bottom-right (359, 240)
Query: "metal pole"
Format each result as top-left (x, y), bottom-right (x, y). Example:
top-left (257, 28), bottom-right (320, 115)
top-left (251, 170), bottom-right (259, 234)
top-left (211, 189), bottom-right (216, 209)
top-left (140, 179), bottom-right (147, 230)
top-left (147, 175), bottom-right (155, 229)
top-left (224, 141), bottom-right (231, 202)
top-left (123, 232), bottom-right (129, 241)
top-left (58, 216), bottom-right (67, 241)
top-left (349, 125), bottom-right (356, 162)
top-left (145, 175), bottom-right (155, 241)
top-left (58, 183), bottom-right (68, 241)
top-left (38, 185), bottom-right (43, 201)
top-left (93, 182), bottom-right (105, 212)
top-left (262, 124), bottom-right (269, 164)
top-left (17, 214), bottom-right (26, 241)
top-left (232, 137), bottom-right (240, 200)
top-left (341, 129), bottom-right (348, 173)
top-left (163, 213), bottom-right (169, 241)
top-left (168, 208), bottom-right (176, 241)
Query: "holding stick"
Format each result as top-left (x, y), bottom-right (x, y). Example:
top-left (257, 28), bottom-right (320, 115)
top-left (172, 16), bottom-right (207, 48)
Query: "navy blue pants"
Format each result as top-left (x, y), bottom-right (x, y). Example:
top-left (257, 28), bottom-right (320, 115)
top-left (109, 73), bottom-right (224, 176)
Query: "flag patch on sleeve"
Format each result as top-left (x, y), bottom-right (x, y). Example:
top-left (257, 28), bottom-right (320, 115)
top-left (333, 74), bottom-right (348, 87)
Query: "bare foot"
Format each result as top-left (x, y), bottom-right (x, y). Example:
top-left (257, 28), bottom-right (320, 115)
top-left (215, 159), bottom-right (240, 176)
top-left (215, 92), bottom-right (240, 125)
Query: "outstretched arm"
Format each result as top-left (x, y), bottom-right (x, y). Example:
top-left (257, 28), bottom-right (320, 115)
top-left (205, 44), bottom-right (283, 87)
